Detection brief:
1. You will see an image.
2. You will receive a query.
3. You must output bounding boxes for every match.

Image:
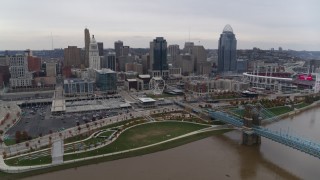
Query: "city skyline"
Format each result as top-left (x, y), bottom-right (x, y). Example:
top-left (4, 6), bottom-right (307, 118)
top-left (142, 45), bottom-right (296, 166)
top-left (0, 0), bottom-right (319, 51)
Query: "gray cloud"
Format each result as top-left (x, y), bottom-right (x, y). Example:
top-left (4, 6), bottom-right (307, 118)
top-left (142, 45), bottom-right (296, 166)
top-left (0, 0), bottom-right (319, 50)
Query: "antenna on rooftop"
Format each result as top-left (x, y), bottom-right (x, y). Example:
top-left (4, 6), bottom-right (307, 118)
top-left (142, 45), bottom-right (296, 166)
top-left (51, 32), bottom-right (54, 50)
top-left (188, 27), bottom-right (190, 42)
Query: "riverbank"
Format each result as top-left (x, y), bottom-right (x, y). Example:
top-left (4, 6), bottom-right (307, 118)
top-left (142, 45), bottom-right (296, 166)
top-left (262, 100), bottom-right (320, 125)
top-left (0, 128), bottom-right (231, 180)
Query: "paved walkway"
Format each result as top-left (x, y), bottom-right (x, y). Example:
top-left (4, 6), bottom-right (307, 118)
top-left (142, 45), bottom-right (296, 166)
top-left (0, 107), bottom-right (181, 157)
top-left (0, 121), bottom-right (229, 173)
top-left (0, 101), bottom-right (21, 138)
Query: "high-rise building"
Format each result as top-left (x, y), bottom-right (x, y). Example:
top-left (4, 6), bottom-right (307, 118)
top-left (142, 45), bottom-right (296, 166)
top-left (150, 37), bottom-right (169, 77)
top-left (101, 52), bottom-right (116, 71)
top-left (84, 28), bottom-right (90, 67)
top-left (118, 55), bottom-right (133, 72)
top-left (46, 62), bottom-right (57, 77)
top-left (183, 42), bottom-right (194, 53)
top-left (168, 44), bottom-right (180, 64)
top-left (142, 54), bottom-right (150, 74)
top-left (176, 53), bottom-right (194, 75)
top-left (218, 24), bottom-right (237, 73)
top-left (120, 46), bottom-right (130, 57)
top-left (64, 46), bottom-right (81, 68)
top-left (191, 45), bottom-right (207, 73)
top-left (114, 40), bottom-right (123, 71)
top-left (27, 56), bottom-right (41, 76)
top-left (9, 54), bottom-right (33, 87)
top-left (89, 35), bottom-right (100, 70)
top-left (125, 62), bottom-right (143, 74)
top-left (114, 40), bottom-right (123, 58)
top-left (97, 42), bottom-right (104, 56)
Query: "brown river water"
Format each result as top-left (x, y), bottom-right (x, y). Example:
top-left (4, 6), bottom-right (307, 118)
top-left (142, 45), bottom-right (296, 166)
top-left (25, 108), bottom-right (320, 180)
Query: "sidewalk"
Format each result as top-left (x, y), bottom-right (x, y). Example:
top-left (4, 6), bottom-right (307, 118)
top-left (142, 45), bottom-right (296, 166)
top-left (0, 123), bottom-right (229, 173)
top-left (0, 107), bottom-right (181, 157)
top-left (0, 101), bottom-right (21, 139)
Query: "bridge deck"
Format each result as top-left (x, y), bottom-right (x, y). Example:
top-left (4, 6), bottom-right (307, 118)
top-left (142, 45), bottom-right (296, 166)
top-left (209, 110), bottom-right (320, 159)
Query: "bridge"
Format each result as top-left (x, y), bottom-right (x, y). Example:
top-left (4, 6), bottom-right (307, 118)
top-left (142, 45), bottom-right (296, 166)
top-left (209, 109), bottom-right (320, 159)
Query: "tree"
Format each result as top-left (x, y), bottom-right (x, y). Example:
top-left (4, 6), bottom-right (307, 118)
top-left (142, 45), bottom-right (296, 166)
top-left (2, 152), bottom-right (7, 159)
top-left (22, 131), bottom-right (29, 141)
top-left (15, 131), bottom-right (22, 143)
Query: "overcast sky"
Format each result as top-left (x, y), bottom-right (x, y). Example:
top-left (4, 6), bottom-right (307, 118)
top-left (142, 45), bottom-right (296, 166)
top-left (0, 0), bottom-right (319, 50)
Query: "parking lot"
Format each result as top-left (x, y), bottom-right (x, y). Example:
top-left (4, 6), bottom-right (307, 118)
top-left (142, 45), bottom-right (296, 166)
top-left (6, 104), bottom-right (132, 139)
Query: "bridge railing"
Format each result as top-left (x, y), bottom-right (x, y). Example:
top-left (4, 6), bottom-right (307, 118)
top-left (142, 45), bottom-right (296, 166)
top-left (253, 126), bottom-right (320, 158)
top-left (209, 111), bottom-right (243, 127)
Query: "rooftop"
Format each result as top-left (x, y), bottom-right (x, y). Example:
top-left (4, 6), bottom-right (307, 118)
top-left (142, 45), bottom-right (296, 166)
top-left (139, 74), bottom-right (151, 79)
top-left (95, 68), bottom-right (115, 74)
top-left (138, 97), bottom-right (156, 103)
top-left (223, 24), bottom-right (233, 33)
top-left (64, 78), bottom-right (94, 84)
top-left (127, 79), bottom-right (137, 82)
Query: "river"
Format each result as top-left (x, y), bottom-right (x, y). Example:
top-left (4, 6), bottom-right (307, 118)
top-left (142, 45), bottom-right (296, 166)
top-left (24, 107), bottom-right (320, 180)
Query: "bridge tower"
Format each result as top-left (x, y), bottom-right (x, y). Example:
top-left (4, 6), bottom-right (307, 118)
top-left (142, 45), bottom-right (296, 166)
top-left (242, 105), bottom-right (261, 145)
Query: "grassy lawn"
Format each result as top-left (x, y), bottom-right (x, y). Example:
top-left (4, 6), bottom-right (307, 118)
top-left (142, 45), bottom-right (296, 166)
top-left (4, 139), bottom-right (16, 146)
top-left (64, 121), bottom-right (209, 161)
top-left (5, 121), bottom-right (209, 166)
top-left (0, 129), bottom-right (230, 180)
top-left (5, 155), bottom-right (52, 166)
top-left (98, 131), bottom-right (114, 137)
top-left (99, 118), bottom-right (144, 131)
top-left (64, 134), bottom-right (90, 144)
top-left (294, 102), bottom-right (311, 109)
top-left (64, 118), bottom-right (144, 144)
top-left (267, 106), bottom-right (292, 116)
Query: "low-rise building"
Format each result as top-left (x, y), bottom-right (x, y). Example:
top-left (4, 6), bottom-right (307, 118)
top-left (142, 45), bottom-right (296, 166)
top-left (9, 54), bottom-right (33, 88)
top-left (95, 68), bottom-right (117, 94)
top-left (63, 79), bottom-right (94, 96)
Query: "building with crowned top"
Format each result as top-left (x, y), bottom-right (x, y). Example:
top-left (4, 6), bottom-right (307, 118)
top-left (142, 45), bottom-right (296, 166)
top-left (218, 24), bottom-right (237, 73)
top-left (89, 35), bottom-right (100, 70)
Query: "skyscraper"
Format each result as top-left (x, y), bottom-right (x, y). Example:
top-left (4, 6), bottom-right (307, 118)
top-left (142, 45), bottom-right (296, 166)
top-left (150, 37), bottom-right (168, 77)
top-left (114, 40), bottom-right (123, 71)
top-left (120, 46), bottom-right (130, 57)
top-left (84, 28), bottom-right (90, 68)
top-left (114, 40), bottom-right (123, 58)
top-left (218, 24), bottom-right (237, 73)
top-left (89, 35), bottom-right (100, 70)
top-left (101, 52), bottom-right (116, 71)
top-left (191, 45), bottom-right (207, 74)
top-left (97, 42), bottom-right (104, 56)
top-left (183, 42), bottom-right (194, 53)
top-left (168, 44), bottom-right (180, 64)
